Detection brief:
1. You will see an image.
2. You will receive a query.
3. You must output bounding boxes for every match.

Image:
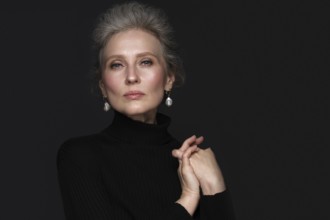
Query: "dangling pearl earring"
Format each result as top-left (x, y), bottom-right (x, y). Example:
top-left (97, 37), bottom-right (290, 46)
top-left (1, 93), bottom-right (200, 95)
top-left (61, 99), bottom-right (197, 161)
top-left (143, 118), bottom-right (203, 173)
top-left (165, 90), bottom-right (173, 107)
top-left (103, 96), bottom-right (111, 112)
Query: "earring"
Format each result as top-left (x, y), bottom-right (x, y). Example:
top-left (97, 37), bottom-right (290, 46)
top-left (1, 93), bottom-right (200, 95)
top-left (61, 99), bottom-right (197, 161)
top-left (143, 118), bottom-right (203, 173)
top-left (103, 97), bottom-right (111, 112)
top-left (165, 90), bottom-right (173, 107)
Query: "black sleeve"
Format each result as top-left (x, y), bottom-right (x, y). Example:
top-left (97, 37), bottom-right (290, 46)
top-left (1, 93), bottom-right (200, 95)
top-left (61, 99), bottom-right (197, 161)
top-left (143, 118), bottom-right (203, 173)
top-left (57, 138), bottom-right (194, 220)
top-left (160, 204), bottom-right (194, 220)
top-left (199, 190), bottom-right (236, 220)
top-left (57, 138), bottom-right (115, 220)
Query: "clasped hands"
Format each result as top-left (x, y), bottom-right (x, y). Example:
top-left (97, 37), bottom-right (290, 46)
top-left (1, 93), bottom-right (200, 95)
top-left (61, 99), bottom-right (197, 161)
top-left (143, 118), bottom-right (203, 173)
top-left (172, 135), bottom-right (226, 215)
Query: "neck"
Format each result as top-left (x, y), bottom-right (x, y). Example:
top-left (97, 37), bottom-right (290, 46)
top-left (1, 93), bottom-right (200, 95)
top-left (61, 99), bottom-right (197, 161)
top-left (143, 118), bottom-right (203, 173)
top-left (122, 109), bottom-right (157, 124)
top-left (103, 110), bottom-right (172, 145)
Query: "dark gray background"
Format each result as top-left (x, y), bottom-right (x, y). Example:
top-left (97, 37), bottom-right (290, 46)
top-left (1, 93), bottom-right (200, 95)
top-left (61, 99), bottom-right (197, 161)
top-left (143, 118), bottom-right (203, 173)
top-left (1, 0), bottom-right (329, 219)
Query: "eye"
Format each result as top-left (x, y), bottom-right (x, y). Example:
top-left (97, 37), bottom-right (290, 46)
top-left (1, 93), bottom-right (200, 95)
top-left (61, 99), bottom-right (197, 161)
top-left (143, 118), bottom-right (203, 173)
top-left (110, 62), bottom-right (123, 70)
top-left (140, 59), bottom-right (153, 66)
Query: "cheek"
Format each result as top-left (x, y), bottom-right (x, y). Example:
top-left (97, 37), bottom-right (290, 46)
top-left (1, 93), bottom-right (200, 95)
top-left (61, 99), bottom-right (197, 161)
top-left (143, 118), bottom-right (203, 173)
top-left (102, 74), bottom-right (121, 94)
top-left (146, 69), bottom-right (167, 90)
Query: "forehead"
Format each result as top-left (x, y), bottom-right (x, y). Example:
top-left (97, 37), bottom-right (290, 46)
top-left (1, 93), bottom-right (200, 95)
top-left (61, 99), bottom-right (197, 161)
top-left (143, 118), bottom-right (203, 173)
top-left (104, 29), bottom-right (163, 57)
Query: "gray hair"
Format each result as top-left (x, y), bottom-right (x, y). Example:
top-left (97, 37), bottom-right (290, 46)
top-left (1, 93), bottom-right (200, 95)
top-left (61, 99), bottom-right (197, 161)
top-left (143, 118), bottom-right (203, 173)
top-left (92, 1), bottom-right (185, 91)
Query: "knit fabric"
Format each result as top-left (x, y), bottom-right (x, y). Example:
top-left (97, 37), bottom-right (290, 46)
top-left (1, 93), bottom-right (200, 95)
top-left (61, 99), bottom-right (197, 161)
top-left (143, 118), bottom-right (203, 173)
top-left (57, 111), bottom-right (235, 220)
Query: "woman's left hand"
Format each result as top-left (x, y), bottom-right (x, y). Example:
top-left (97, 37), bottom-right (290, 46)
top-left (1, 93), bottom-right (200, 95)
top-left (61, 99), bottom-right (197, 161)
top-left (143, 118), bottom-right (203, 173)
top-left (189, 147), bottom-right (226, 195)
top-left (172, 136), bottom-right (226, 195)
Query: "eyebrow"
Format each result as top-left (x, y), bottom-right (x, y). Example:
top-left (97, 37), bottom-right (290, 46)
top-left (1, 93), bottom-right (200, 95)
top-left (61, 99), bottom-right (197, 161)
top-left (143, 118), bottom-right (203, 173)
top-left (104, 52), bottom-right (160, 64)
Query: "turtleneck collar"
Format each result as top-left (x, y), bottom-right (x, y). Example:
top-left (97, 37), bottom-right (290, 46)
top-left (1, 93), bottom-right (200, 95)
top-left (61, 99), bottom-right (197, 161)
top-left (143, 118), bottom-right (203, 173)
top-left (103, 111), bottom-right (173, 145)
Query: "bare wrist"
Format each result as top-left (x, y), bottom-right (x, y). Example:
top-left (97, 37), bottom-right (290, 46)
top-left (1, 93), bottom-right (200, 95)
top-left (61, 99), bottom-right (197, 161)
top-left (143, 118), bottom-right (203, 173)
top-left (201, 180), bottom-right (226, 195)
top-left (176, 192), bottom-right (200, 216)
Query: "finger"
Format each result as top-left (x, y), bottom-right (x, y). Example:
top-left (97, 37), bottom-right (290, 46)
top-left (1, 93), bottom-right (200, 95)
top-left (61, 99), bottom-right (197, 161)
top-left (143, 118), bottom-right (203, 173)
top-left (181, 147), bottom-right (197, 175)
top-left (182, 153), bottom-right (190, 170)
top-left (174, 135), bottom-right (197, 158)
top-left (177, 159), bottom-right (182, 173)
top-left (173, 143), bottom-right (199, 160)
top-left (193, 136), bottom-right (204, 146)
top-left (179, 135), bottom-right (197, 152)
top-left (172, 149), bottom-right (183, 159)
top-left (183, 145), bottom-right (198, 159)
top-left (182, 150), bottom-right (192, 172)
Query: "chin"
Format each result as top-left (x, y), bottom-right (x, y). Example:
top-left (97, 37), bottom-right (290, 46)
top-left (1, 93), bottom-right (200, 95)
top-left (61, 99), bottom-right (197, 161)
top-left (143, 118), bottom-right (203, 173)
top-left (117, 103), bottom-right (158, 118)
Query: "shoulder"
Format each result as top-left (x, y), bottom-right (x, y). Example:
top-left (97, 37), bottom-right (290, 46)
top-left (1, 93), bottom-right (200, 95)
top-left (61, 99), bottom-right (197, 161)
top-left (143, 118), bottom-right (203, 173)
top-left (58, 134), bottom-right (101, 155)
top-left (57, 134), bottom-right (103, 170)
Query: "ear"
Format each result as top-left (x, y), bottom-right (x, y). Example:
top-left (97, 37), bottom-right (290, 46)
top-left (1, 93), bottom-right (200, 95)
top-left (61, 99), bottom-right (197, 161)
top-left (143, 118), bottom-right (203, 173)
top-left (165, 73), bottom-right (175, 91)
top-left (98, 80), bottom-right (107, 97)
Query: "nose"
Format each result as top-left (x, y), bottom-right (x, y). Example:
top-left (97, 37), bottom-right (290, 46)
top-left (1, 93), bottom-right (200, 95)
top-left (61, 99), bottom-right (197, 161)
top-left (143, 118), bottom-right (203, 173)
top-left (125, 66), bottom-right (140, 85)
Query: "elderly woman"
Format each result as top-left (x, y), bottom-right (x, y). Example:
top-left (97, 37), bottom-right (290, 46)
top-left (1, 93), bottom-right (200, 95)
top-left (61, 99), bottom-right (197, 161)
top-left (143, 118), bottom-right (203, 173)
top-left (57, 2), bottom-right (235, 219)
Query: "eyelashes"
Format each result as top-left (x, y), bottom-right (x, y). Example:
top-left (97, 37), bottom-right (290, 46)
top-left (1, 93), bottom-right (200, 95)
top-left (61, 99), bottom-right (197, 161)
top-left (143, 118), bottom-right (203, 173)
top-left (110, 63), bottom-right (123, 69)
top-left (140, 59), bottom-right (153, 66)
top-left (109, 58), bottom-right (154, 70)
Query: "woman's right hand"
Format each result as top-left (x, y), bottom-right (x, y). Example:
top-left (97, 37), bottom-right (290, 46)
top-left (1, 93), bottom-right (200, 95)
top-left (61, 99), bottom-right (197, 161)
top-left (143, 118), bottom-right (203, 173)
top-left (174, 135), bottom-right (203, 216)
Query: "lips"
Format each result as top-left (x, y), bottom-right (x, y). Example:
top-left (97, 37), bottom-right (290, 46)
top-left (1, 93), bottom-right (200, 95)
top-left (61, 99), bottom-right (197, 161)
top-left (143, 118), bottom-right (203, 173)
top-left (124, 91), bottom-right (145, 100)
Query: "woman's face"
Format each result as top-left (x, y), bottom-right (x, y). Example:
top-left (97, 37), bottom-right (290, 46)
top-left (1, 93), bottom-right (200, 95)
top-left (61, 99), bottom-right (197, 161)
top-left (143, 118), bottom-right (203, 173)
top-left (99, 29), bottom-right (174, 122)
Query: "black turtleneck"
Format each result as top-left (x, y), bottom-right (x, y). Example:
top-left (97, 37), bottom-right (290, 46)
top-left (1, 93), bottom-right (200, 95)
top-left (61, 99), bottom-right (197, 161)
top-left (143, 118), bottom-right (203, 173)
top-left (57, 111), bottom-right (235, 220)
